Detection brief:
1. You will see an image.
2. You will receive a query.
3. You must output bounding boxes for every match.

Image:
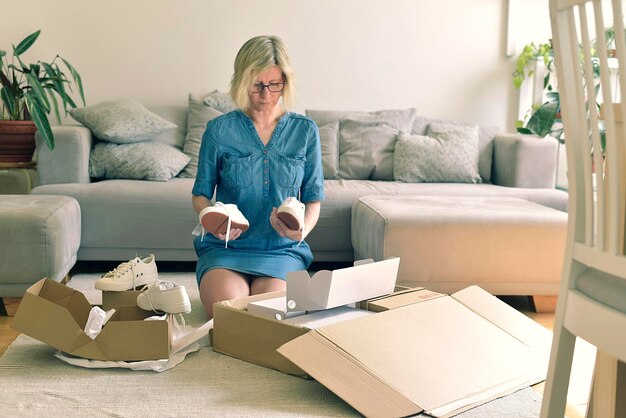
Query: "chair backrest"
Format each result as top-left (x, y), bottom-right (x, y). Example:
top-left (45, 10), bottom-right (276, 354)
top-left (550, 0), bottom-right (626, 273)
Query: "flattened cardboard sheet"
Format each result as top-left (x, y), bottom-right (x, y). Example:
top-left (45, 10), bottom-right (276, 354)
top-left (278, 285), bottom-right (552, 417)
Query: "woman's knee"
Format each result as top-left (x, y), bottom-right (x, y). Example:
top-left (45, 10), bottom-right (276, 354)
top-left (199, 269), bottom-right (250, 318)
top-left (250, 277), bottom-right (286, 295)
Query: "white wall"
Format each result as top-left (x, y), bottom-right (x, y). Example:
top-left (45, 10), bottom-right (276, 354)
top-left (1, 0), bottom-right (555, 131)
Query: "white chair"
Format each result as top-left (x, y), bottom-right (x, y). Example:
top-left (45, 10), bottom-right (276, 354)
top-left (544, 0), bottom-right (626, 417)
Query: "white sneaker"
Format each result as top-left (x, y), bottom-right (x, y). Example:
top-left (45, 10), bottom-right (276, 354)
top-left (137, 281), bottom-right (192, 314)
top-left (95, 255), bottom-right (159, 291)
top-left (199, 202), bottom-right (249, 247)
top-left (277, 197), bottom-right (305, 231)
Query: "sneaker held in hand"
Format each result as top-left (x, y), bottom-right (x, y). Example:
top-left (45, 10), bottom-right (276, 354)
top-left (277, 197), bottom-right (305, 231)
top-left (199, 202), bottom-right (249, 235)
top-left (95, 254), bottom-right (158, 291)
top-left (137, 281), bottom-right (192, 314)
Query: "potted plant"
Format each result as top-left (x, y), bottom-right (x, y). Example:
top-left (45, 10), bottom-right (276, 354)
top-left (0, 30), bottom-right (85, 162)
top-left (512, 41), bottom-right (563, 141)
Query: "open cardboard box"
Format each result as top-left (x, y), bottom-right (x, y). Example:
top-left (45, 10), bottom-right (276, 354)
top-left (11, 278), bottom-right (170, 361)
top-left (212, 257), bottom-right (401, 377)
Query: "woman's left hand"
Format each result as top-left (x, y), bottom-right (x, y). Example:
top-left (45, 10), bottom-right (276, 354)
top-left (269, 207), bottom-right (304, 242)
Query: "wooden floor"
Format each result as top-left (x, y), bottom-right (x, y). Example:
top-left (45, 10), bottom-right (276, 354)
top-left (0, 277), bottom-right (588, 418)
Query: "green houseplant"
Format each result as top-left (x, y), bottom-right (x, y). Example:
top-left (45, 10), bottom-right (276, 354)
top-left (512, 42), bottom-right (562, 140)
top-left (0, 30), bottom-right (85, 161)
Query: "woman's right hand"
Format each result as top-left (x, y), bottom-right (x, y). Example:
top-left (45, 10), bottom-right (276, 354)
top-left (213, 228), bottom-right (243, 242)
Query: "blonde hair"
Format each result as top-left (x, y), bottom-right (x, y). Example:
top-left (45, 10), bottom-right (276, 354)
top-left (230, 35), bottom-right (296, 110)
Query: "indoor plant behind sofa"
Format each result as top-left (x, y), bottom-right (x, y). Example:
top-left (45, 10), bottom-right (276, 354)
top-left (31, 96), bottom-right (568, 265)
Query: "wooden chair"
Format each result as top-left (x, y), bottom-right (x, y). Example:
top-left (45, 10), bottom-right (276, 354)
top-left (544, 0), bottom-right (626, 417)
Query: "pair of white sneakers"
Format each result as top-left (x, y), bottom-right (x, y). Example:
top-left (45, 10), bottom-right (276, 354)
top-left (198, 197), bottom-right (306, 246)
top-left (94, 254), bottom-right (191, 314)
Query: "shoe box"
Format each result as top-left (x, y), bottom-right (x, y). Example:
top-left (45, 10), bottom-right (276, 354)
top-left (12, 278), bottom-right (170, 361)
top-left (212, 258), bottom-right (553, 417)
top-left (101, 289), bottom-right (143, 311)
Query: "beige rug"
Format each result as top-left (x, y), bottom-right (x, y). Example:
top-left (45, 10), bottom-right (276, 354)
top-left (0, 273), bottom-right (549, 417)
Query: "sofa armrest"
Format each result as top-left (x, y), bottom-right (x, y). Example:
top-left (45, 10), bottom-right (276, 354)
top-left (35, 126), bottom-right (92, 185)
top-left (491, 133), bottom-right (558, 188)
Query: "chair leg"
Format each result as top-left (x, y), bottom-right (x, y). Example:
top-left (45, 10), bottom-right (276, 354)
top-left (588, 351), bottom-right (618, 418)
top-left (540, 326), bottom-right (577, 418)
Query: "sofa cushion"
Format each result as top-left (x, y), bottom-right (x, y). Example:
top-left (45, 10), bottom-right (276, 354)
top-left (306, 108), bottom-right (416, 181)
top-left (180, 94), bottom-right (223, 178)
top-left (319, 121), bottom-right (340, 179)
top-left (203, 90), bottom-right (237, 113)
top-left (394, 123), bottom-right (481, 183)
top-left (89, 141), bottom-right (190, 181)
top-left (412, 116), bottom-right (499, 182)
top-left (306, 108), bottom-right (416, 133)
top-left (69, 99), bottom-right (177, 144)
top-left (148, 105), bottom-right (189, 149)
top-left (338, 120), bottom-right (398, 180)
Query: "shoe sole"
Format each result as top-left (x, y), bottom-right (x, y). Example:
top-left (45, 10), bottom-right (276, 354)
top-left (137, 297), bottom-right (192, 314)
top-left (277, 211), bottom-right (302, 231)
top-left (201, 212), bottom-right (249, 235)
top-left (95, 272), bottom-right (159, 292)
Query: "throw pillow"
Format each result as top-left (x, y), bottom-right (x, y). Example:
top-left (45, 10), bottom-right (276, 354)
top-left (394, 123), bottom-right (481, 183)
top-left (179, 94), bottom-right (223, 178)
top-left (338, 120), bottom-right (399, 180)
top-left (306, 108), bottom-right (417, 133)
top-left (203, 90), bottom-right (237, 113)
top-left (319, 121), bottom-right (340, 179)
top-left (411, 115), bottom-right (499, 182)
top-left (70, 98), bottom-right (177, 144)
top-left (89, 142), bottom-right (190, 182)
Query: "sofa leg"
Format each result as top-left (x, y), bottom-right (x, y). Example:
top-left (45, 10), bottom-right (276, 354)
top-left (0, 298), bottom-right (6, 316)
top-left (529, 295), bottom-right (557, 313)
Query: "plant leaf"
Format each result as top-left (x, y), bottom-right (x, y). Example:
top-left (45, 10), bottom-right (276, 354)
top-left (60, 57), bottom-right (85, 106)
top-left (526, 100), bottom-right (560, 137)
top-left (46, 88), bottom-right (61, 124)
top-left (14, 30), bottom-right (41, 56)
top-left (24, 91), bottom-right (55, 150)
top-left (24, 72), bottom-right (51, 113)
top-left (1, 86), bottom-right (15, 117)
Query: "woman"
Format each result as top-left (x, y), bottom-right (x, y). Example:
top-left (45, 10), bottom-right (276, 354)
top-left (192, 35), bottom-right (324, 319)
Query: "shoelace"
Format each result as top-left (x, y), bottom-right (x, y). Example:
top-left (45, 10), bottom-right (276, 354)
top-left (103, 258), bottom-right (139, 287)
top-left (297, 203), bottom-right (305, 247)
top-left (196, 202), bottom-right (232, 249)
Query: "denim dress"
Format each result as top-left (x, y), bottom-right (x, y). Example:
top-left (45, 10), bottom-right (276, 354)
top-left (192, 110), bottom-right (325, 284)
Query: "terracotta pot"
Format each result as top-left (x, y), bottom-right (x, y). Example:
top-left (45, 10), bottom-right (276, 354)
top-left (0, 120), bottom-right (37, 163)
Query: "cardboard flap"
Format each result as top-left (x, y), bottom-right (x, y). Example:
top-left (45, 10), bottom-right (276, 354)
top-left (279, 295), bottom-right (549, 417)
top-left (286, 258), bottom-right (399, 312)
top-left (12, 280), bottom-right (92, 354)
top-left (91, 319), bottom-right (169, 361)
top-left (38, 279), bottom-right (92, 328)
top-left (277, 331), bottom-right (422, 417)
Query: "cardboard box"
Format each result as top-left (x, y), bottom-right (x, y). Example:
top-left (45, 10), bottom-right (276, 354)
top-left (101, 289), bottom-right (142, 311)
top-left (277, 285), bottom-right (552, 418)
top-left (212, 258), bottom-right (401, 376)
top-left (286, 257), bottom-right (400, 312)
top-left (246, 296), bottom-right (304, 320)
top-left (11, 278), bottom-right (170, 361)
top-left (360, 287), bottom-right (445, 312)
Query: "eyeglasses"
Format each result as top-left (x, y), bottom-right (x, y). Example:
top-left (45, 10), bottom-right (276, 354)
top-left (250, 81), bottom-right (285, 93)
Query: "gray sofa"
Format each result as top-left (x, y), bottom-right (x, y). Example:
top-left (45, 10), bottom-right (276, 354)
top-left (32, 105), bottom-right (568, 265)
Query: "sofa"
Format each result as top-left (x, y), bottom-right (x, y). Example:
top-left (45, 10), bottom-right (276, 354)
top-left (31, 98), bottom-right (568, 272)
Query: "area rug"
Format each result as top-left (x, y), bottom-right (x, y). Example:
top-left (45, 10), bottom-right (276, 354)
top-left (0, 273), bottom-right (545, 417)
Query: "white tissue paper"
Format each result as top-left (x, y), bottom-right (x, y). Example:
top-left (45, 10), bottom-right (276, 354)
top-left (55, 316), bottom-right (213, 372)
top-left (84, 306), bottom-right (116, 339)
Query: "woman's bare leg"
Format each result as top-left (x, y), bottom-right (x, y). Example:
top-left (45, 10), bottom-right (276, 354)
top-left (250, 277), bottom-right (286, 295)
top-left (199, 268), bottom-right (250, 319)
